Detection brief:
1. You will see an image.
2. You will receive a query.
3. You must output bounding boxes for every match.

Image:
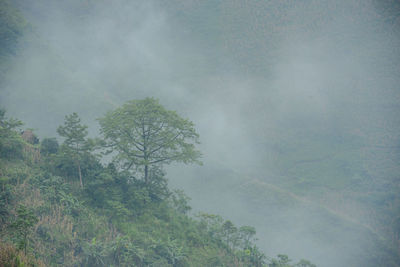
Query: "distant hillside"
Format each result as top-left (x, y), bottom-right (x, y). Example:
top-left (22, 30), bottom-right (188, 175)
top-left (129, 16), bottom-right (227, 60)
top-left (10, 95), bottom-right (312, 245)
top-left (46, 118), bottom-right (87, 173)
top-left (0, 0), bottom-right (28, 78)
top-left (168, 164), bottom-right (400, 267)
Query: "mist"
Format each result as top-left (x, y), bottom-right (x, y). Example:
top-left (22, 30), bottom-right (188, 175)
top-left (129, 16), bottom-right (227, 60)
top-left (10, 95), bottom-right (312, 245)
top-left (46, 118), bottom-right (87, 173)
top-left (1, 0), bottom-right (400, 266)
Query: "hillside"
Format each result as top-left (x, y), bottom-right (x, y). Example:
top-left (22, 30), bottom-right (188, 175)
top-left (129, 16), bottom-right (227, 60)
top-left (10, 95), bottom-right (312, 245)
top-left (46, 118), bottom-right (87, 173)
top-left (0, 0), bottom-right (28, 79)
top-left (168, 163), bottom-right (400, 267)
top-left (0, 109), bottom-right (319, 266)
top-left (1, 1), bottom-right (399, 266)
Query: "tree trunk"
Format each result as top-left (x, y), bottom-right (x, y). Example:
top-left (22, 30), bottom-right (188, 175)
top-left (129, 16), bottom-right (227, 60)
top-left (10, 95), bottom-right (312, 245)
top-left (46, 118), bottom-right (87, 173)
top-left (144, 164), bottom-right (148, 184)
top-left (77, 160), bottom-right (83, 189)
top-left (24, 232), bottom-right (27, 255)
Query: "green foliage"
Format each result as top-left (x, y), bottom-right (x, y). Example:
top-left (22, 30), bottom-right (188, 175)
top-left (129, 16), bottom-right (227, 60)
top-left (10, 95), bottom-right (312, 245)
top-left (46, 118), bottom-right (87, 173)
top-left (0, 111), bottom-right (320, 267)
top-left (82, 238), bottom-right (106, 266)
top-left (0, 242), bottom-right (45, 267)
top-left (0, 175), bottom-right (13, 224)
top-left (269, 254), bottom-right (291, 267)
top-left (99, 97), bottom-right (201, 184)
top-left (10, 205), bottom-right (38, 254)
top-left (106, 236), bottom-right (145, 266)
top-left (268, 255), bottom-right (317, 267)
top-left (0, 109), bottom-right (24, 159)
top-left (57, 113), bottom-right (88, 150)
top-left (170, 189), bottom-right (191, 215)
top-left (57, 112), bottom-right (94, 188)
top-left (196, 212), bottom-right (267, 266)
top-left (238, 225), bottom-right (257, 248)
top-left (40, 138), bottom-right (59, 155)
top-left (152, 237), bottom-right (187, 266)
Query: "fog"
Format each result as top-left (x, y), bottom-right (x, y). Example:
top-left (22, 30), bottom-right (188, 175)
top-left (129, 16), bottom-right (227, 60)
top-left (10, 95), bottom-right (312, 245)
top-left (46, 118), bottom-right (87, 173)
top-left (1, 0), bottom-right (400, 266)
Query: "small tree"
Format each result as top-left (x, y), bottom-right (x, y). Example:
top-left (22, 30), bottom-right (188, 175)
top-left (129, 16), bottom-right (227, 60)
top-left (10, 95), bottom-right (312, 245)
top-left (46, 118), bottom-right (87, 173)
top-left (40, 137), bottom-right (59, 155)
top-left (0, 109), bottom-right (24, 158)
top-left (269, 254), bottom-right (292, 267)
top-left (170, 189), bottom-right (192, 214)
top-left (10, 205), bottom-right (38, 254)
top-left (238, 225), bottom-right (256, 249)
top-left (57, 112), bottom-right (90, 188)
top-left (99, 98), bottom-right (201, 184)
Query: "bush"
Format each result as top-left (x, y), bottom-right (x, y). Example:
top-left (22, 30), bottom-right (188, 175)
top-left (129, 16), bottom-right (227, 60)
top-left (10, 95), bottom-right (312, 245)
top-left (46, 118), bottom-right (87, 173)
top-left (40, 138), bottom-right (59, 155)
top-left (0, 242), bottom-right (45, 267)
top-left (0, 110), bottom-right (24, 159)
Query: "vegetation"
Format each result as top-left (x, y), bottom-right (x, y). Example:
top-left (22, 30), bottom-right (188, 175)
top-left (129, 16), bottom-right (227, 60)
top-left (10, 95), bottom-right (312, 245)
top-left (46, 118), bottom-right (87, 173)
top-left (0, 109), bottom-right (23, 159)
top-left (99, 98), bottom-right (201, 184)
top-left (10, 205), bottom-right (38, 254)
top-left (0, 106), bottom-right (315, 266)
top-left (1, 1), bottom-right (399, 266)
top-left (57, 112), bottom-right (93, 188)
top-left (0, 242), bottom-right (45, 267)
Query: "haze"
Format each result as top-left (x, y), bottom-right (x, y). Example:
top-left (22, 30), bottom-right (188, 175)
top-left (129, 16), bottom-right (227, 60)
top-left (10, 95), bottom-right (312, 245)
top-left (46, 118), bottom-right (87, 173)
top-left (1, 0), bottom-right (399, 266)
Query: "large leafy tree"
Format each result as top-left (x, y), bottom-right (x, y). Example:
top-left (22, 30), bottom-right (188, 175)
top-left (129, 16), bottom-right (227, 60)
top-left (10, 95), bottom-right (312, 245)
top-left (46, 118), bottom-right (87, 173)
top-left (57, 112), bottom-right (91, 188)
top-left (99, 98), bottom-right (201, 184)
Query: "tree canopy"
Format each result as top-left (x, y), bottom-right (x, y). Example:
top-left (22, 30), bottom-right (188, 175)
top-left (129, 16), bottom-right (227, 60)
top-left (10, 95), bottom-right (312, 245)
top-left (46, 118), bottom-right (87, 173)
top-left (57, 112), bottom-right (91, 188)
top-left (99, 98), bottom-right (201, 184)
top-left (0, 109), bottom-right (23, 158)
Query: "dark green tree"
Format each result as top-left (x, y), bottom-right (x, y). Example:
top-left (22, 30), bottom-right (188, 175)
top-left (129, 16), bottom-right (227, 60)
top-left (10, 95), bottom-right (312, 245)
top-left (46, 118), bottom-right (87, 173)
top-left (238, 225), bottom-right (256, 249)
top-left (10, 205), bottom-right (38, 254)
top-left (0, 109), bottom-right (24, 158)
top-left (221, 220), bottom-right (237, 248)
top-left (0, 176), bottom-right (12, 224)
top-left (99, 98), bottom-right (201, 184)
top-left (57, 112), bottom-right (91, 188)
top-left (40, 137), bottom-right (59, 155)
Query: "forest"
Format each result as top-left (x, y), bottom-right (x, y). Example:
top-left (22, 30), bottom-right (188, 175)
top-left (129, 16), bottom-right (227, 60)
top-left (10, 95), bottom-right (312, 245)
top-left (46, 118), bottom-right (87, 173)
top-left (1, 0), bottom-right (400, 266)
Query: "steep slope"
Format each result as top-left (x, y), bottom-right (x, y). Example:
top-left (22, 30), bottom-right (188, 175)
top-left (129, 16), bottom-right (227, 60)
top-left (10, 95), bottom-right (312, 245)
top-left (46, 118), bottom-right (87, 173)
top-left (0, 114), bottom-right (271, 267)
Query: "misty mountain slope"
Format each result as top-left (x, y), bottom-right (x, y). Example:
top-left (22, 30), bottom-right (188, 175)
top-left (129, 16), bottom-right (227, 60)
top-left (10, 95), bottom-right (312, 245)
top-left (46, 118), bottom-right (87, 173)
top-left (167, 163), bottom-right (400, 267)
top-left (0, 113), bottom-right (276, 267)
top-left (249, 124), bottom-right (400, 244)
top-left (1, 0), bottom-right (399, 266)
top-left (0, 0), bottom-right (28, 80)
top-left (241, 126), bottom-right (400, 265)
